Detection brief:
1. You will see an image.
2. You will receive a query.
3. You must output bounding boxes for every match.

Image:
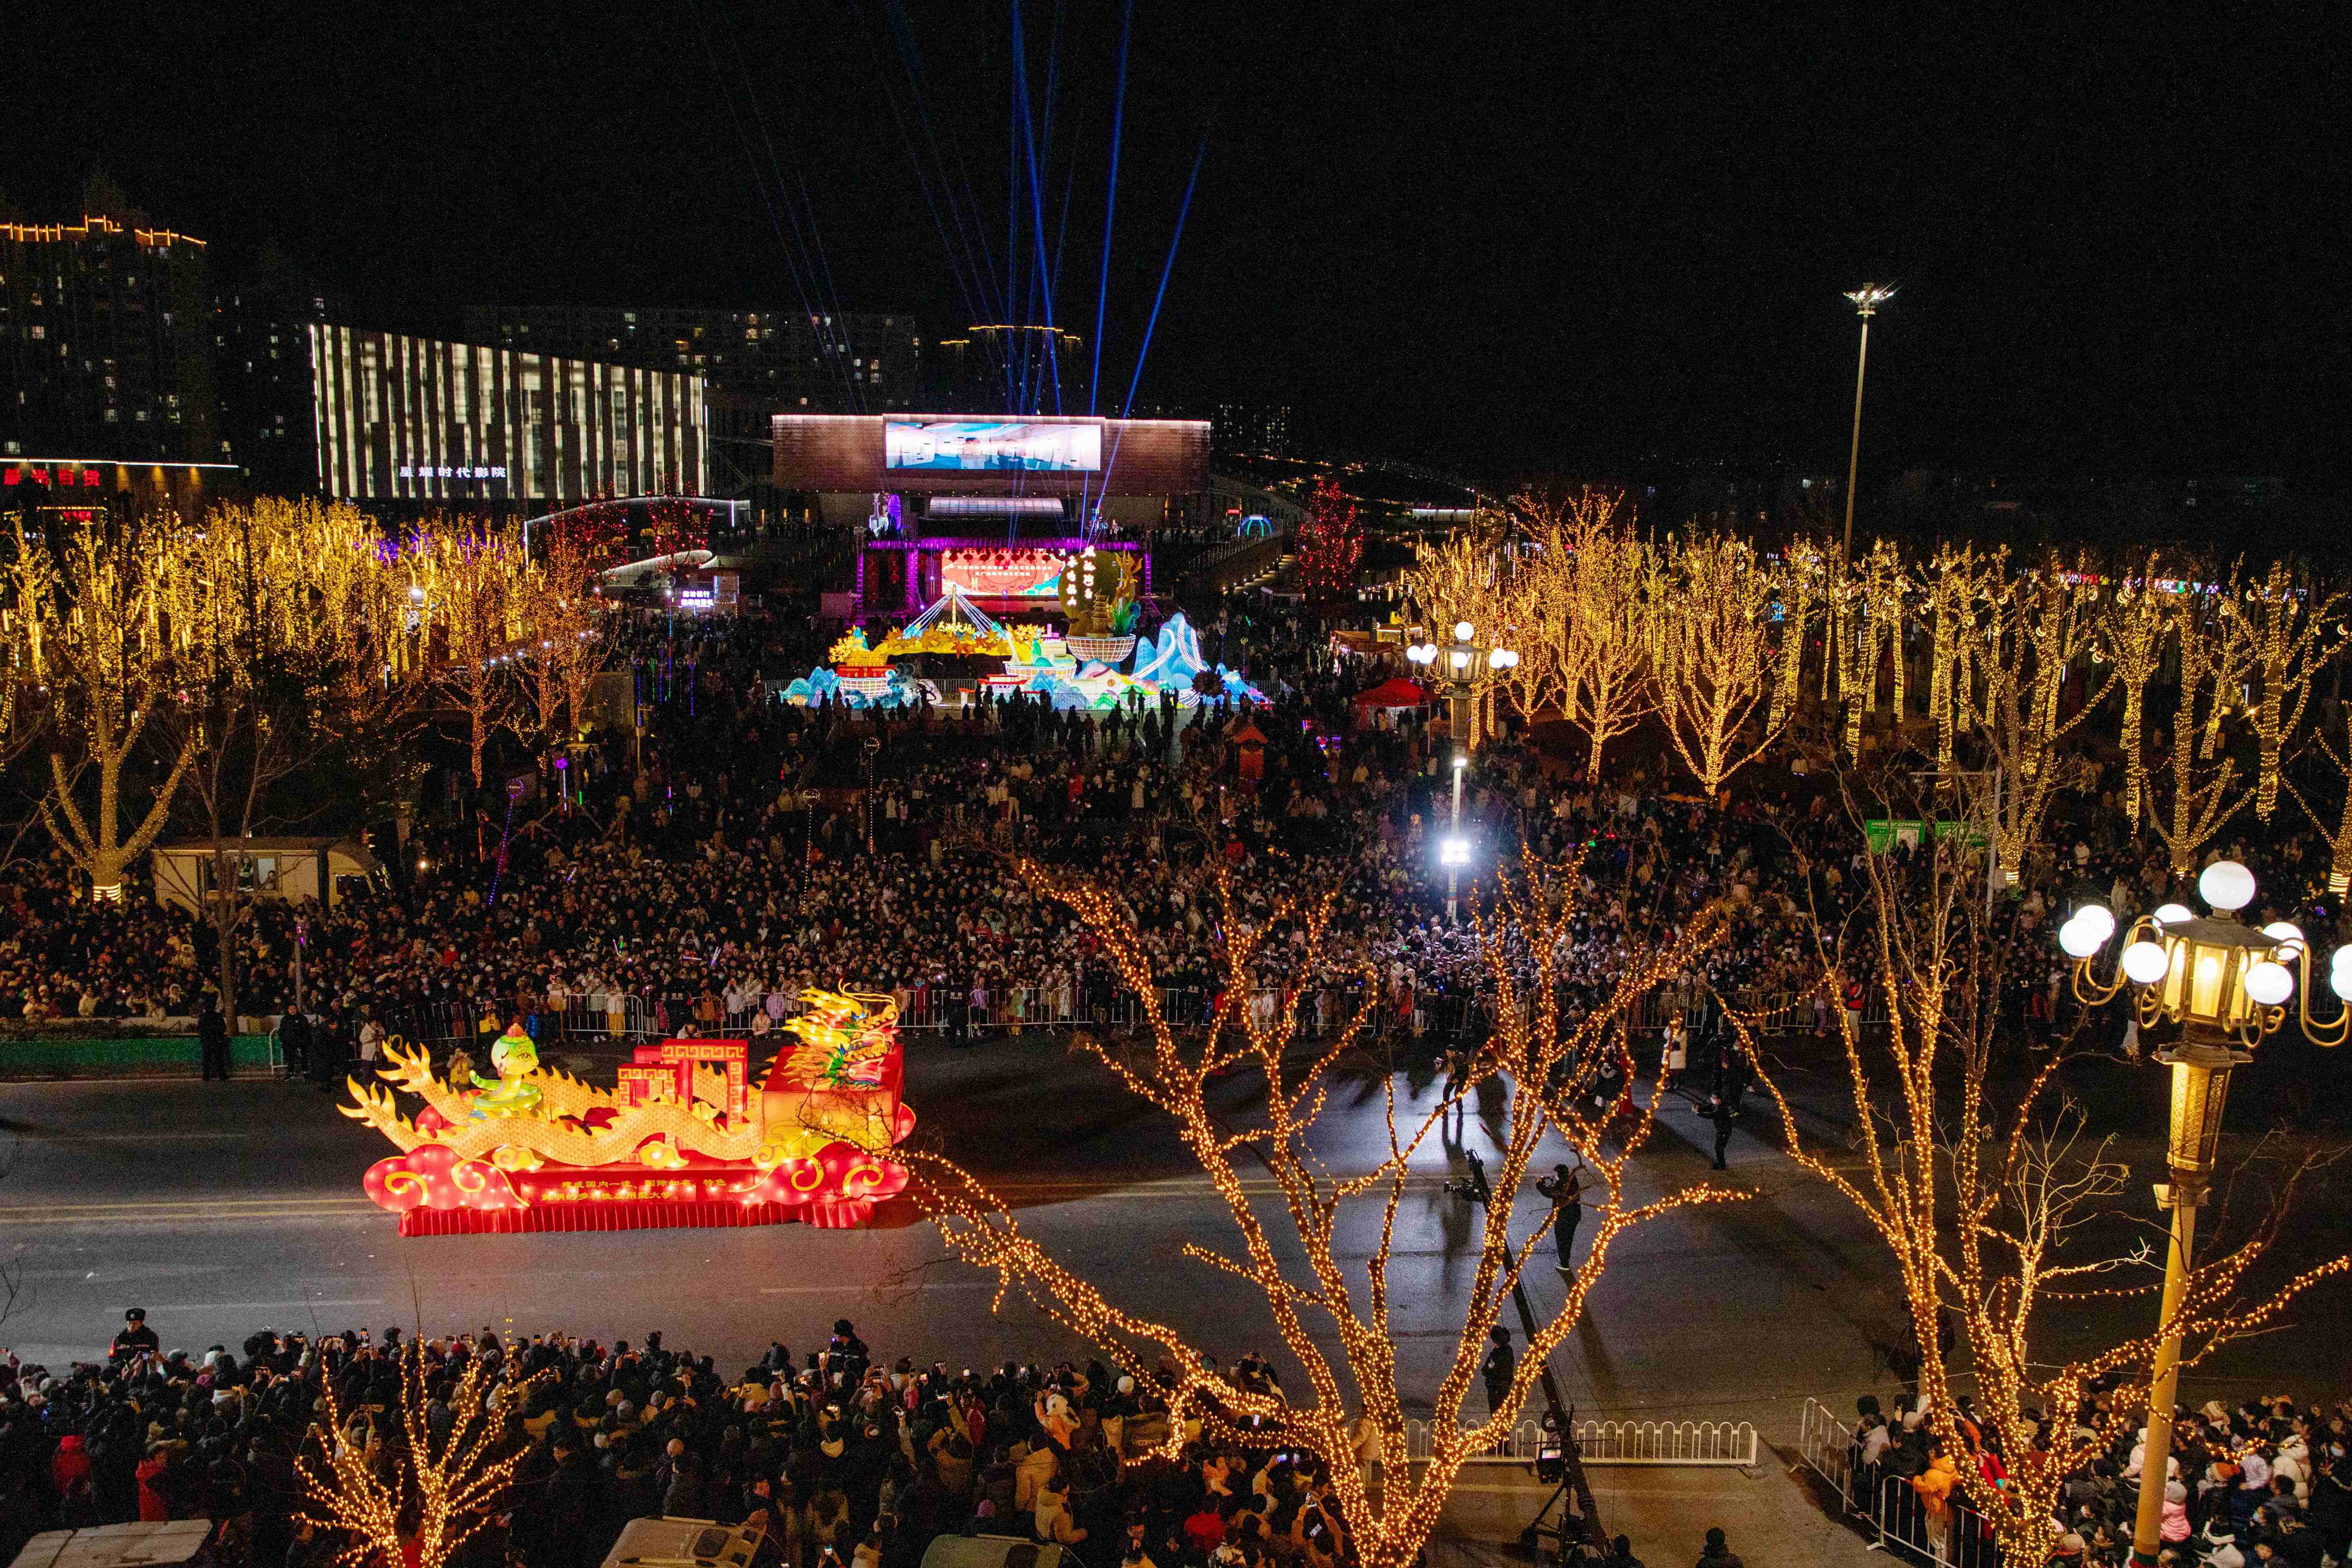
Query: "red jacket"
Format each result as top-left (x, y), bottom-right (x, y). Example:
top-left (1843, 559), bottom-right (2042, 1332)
top-left (137, 1454), bottom-right (173, 1521)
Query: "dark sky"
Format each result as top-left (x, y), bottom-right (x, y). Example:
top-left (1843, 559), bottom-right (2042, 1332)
top-left (9, 2), bottom-right (2342, 485)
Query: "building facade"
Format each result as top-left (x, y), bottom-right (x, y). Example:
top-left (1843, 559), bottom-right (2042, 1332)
top-left (309, 325), bottom-right (706, 505)
top-left (462, 305), bottom-right (920, 413)
top-left (212, 256), bottom-right (327, 496)
top-left (0, 215), bottom-right (216, 463)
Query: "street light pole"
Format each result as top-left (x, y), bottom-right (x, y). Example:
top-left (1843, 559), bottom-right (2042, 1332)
top-left (1411, 623), bottom-right (1515, 923)
top-left (2058, 858), bottom-right (2352, 1566)
top-left (1841, 284), bottom-right (1895, 561)
top-left (2129, 1042), bottom-right (2240, 1568)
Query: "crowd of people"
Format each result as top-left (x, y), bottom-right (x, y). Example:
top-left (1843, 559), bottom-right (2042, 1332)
top-left (5, 596), bottom-right (2344, 1096)
top-left (1849, 1388), bottom-right (2352, 1566)
top-left (1, 1309), bottom-right (1495, 1568)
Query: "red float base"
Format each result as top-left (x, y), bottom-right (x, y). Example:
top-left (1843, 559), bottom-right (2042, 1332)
top-left (396, 1198), bottom-right (877, 1237)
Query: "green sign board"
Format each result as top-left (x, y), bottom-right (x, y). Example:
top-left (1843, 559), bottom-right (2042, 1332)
top-left (1863, 818), bottom-right (1989, 854)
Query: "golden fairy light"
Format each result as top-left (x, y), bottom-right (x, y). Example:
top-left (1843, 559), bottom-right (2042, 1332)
top-left (1948, 554), bottom-right (2114, 884)
top-left (1651, 529), bottom-right (1786, 794)
top-left (2101, 557), bottom-right (2168, 831)
top-left (298, 1340), bottom-right (548, 1568)
top-left (1729, 776), bottom-right (2352, 1565)
top-left (2237, 561), bottom-right (2343, 823)
top-left (896, 853), bottom-right (1739, 1568)
top-left (1766, 538), bottom-right (1825, 733)
top-left (11, 513), bottom-right (203, 901)
top-left (512, 524), bottom-right (614, 767)
top-left (2147, 576), bottom-right (2263, 877)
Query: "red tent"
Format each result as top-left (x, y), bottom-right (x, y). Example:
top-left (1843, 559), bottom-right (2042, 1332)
top-left (1354, 677), bottom-right (1429, 709)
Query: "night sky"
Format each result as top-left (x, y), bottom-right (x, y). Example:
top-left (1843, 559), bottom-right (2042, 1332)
top-left (8, 3), bottom-right (2341, 486)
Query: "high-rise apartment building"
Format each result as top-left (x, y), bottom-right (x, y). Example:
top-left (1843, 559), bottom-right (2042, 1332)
top-left (0, 214), bottom-right (216, 463)
top-left (308, 325), bottom-right (706, 505)
top-left (1213, 403), bottom-right (1294, 459)
top-left (463, 305), bottom-right (921, 412)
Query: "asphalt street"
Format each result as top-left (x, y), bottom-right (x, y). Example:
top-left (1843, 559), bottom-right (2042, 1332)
top-left (5, 1035), bottom-right (2349, 1447)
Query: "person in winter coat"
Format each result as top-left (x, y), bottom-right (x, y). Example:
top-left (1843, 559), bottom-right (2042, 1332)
top-left (2161, 1478), bottom-right (2192, 1544)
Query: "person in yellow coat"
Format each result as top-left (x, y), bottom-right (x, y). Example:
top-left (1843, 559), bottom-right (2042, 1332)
top-left (1913, 1448), bottom-right (1961, 1561)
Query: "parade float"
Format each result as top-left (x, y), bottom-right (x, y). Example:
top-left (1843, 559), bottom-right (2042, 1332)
top-left (342, 991), bottom-right (916, 1236)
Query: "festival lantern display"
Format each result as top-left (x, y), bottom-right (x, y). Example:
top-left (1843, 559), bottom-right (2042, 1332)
top-left (343, 991), bottom-right (916, 1236)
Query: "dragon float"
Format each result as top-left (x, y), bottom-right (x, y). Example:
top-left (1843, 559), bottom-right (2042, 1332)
top-left (342, 989), bottom-right (916, 1237)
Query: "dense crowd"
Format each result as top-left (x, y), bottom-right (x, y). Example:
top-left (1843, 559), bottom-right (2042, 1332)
top-left (7, 599), bottom-right (2346, 1098)
top-left (2, 1312), bottom-right (1390, 1568)
top-left (1850, 1387), bottom-right (2352, 1566)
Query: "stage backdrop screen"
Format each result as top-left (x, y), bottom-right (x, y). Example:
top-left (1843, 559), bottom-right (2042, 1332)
top-left (886, 421), bottom-right (1102, 474)
top-left (940, 547), bottom-right (1073, 598)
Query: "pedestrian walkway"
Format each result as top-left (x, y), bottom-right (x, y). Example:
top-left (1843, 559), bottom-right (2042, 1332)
top-left (1430, 1462), bottom-right (1885, 1565)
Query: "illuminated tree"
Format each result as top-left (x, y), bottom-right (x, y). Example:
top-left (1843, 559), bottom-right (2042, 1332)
top-left (0, 520), bottom-right (63, 776)
top-left (1734, 768), bottom-right (2351, 1564)
top-left (908, 856), bottom-right (1736, 1568)
top-left (1295, 476), bottom-right (1364, 606)
top-left (1831, 540), bottom-right (1909, 762)
top-left (1403, 527), bottom-right (1508, 747)
top-left (1920, 544), bottom-right (1989, 782)
top-left (1554, 490), bottom-right (1654, 782)
top-left (426, 524), bottom-right (525, 788)
top-left (298, 1341), bottom-right (546, 1568)
top-left (1767, 538), bottom-right (1829, 733)
top-left (514, 526), bottom-right (613, 769)
top-left (2236, 561), bottom-right (2342, 823)
top-left (13, 515), bottom-right (198, 900)
top-left (2099, 559), bottom-right (2170, 831)
top-left (1650, 530), bottom-right (1786, 794)
top-left (163, 501), bottom-right (342, 1017)
top-left (2145, 581), bottom-right (2263, 878)
top-left (1951, 557), bottom-right (2113, 886)
top-left (2290, 703), bottom-right (2352, 895)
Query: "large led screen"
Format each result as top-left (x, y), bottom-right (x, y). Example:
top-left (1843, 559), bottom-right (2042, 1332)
top-left (885, 421), bottom-right (1102, 473)
top-left (940, 547), bottom-right (1072, 598)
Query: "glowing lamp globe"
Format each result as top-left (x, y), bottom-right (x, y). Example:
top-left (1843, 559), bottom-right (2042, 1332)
top-left (1454, 621), bottom-right (1476, 644)
top-left (2059, 918), bottom-right (2105, 960)
top-left (2074, 904), bottom-right (2116, 945)
top-left (2334, 965), bottom-right (2352, 1004)
top-left (1449, 650), bottom-right (1471, 672)
top-left (2152, 903), bottom-right (2195, 926)
top-left (2121, 941), bottom-right (2171, 985)
top-left (2243, 961), bottom-right (2294, 1008)
top-left (2198, 859), bottom-right (2256, 913)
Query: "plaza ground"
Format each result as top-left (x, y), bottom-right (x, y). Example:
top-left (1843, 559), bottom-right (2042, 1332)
top-left (7, 1034), bottom-right (2350, 1562)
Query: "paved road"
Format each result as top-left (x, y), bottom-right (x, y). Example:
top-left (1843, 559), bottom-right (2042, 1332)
top-left (5, 1035), bottom-right (2347, 1435)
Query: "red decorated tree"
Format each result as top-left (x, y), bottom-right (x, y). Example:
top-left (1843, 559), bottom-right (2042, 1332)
top-left (1296, 476), bottom-right (1363, 604)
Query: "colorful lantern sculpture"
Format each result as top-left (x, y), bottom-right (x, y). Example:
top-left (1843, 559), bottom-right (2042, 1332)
top-left (343, 989), bottom-right (916, 1236)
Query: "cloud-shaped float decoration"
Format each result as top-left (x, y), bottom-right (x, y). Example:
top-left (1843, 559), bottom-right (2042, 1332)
top-left (731, 1140), bottom-right (911, 1209)
top-left (364, 1143), bottom-right (528, 1213)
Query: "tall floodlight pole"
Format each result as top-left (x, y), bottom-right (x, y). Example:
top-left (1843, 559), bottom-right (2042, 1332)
top-left (1841, 284), bottom-right (1896, 560)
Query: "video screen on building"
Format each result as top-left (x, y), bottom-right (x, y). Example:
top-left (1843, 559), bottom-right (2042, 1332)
top-left (940, 547), bottom-right (1073, 598)
top-left (885, 421), bottom-right (1102, 473)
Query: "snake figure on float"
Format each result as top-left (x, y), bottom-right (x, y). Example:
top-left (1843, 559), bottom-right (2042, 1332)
top-left (341, 989), bottom-right (916, 1236)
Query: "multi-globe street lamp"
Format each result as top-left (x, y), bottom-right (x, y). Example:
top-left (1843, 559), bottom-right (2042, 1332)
top-left (1841, 283), bottom-right (1896, 561)
top-left (1408, 622), bottom-right (1517, 918)
top-left (2059, 859), bottom-right (2352, 1566)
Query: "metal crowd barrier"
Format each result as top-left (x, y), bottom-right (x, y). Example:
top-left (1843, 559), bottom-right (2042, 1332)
top-left (1793, 1398), bottom-right (2003, 1568)
top-left (1402, 1417), bottom-right (1758, 1468)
